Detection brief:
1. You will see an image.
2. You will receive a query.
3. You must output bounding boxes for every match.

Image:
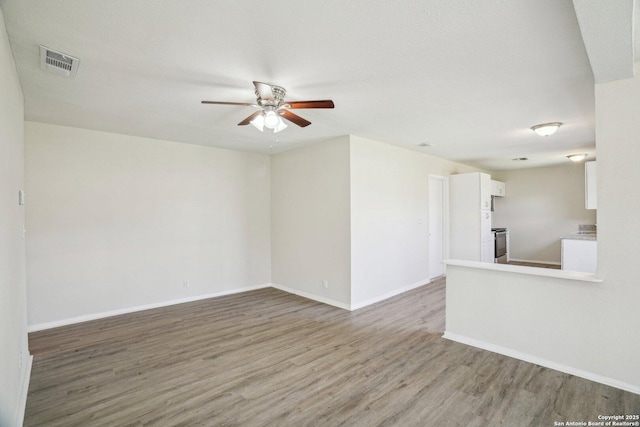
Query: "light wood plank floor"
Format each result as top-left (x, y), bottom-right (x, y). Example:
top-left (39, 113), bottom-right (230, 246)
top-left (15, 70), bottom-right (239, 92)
top-left (26, 278), bottom-right (639, 426)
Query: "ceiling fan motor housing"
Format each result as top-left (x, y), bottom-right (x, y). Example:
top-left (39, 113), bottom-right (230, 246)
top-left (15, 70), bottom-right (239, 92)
top-left (256, 85), bottom-right (286, 107)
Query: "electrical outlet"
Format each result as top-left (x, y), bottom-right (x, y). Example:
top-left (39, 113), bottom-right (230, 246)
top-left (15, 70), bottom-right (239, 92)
top-left (183, 280), bottom-right (189, 288)
top-left (323, 279), bottom-right (328, 289)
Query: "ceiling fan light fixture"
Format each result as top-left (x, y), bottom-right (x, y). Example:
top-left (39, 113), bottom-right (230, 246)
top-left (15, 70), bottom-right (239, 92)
top-left (250, 111), bottom-right (287, 133)
top-left (273, 119), bottom-right (287, 133)
top-left (567, 153), bottom-right (587, 162)
top-left (263, 110), bottom-right (280, 129)
top-left (250, 114), bottom-right (265, 132)
top-left (531, 122), bottom-right (562, 137)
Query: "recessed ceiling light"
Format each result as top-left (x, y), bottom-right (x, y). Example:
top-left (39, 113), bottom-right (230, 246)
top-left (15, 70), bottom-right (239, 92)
top-left (417, 143), bottom-right (433, 147)
top-left (531, 122), bottom-right (562, 137)
top-left (567, 154), bottom-right (587, 162)
top-left (512, 157), bottom-right (529, 161)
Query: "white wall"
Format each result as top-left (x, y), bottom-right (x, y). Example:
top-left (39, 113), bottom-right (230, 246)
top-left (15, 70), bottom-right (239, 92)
top-left (0, 7), bottom-right (31, 426)
top-left (271, 135), bottom-right (484, 310)
top-left (25, 122), bottom-right (271, 327)
top-left (593, 64), bottom-right (640, 388)
top-left (349, 136), bottom-right (482, 307)
top-left (270, 136), bottom-right (352, 308)
top-left (444, 68), bottom-right (640, 393)
top-left (444, 264), bottom-right (637, 390)
top-left (492, 164), bottom-right (597, 263)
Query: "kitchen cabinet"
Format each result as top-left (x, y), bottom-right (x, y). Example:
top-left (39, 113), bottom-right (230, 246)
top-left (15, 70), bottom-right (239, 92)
top-left (491, 180), bottom-right (506, 197)
top-left (585, 161), bottom-right (597, 209)
top-left (450, 173), bottom-right (493, 262)
top-left (561, 238), bottom-right (597, 273)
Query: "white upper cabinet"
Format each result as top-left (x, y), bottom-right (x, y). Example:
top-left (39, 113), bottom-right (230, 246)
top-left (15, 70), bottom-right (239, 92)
top-left (491, 180), bottom-right (506, 197)
top-left (585, 161), bottom-right (597, 210)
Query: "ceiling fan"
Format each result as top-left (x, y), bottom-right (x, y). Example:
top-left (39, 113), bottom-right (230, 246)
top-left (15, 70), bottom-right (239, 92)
top-left (202, 81), bottom-right (334, 133)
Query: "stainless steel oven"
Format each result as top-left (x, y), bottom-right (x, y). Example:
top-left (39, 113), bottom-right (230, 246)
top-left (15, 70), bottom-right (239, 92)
top-left (492, 228), bottom-right (507, 263)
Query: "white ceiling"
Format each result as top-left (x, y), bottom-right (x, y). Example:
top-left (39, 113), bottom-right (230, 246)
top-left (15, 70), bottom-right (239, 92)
top-left (0, 0), bottom-right (627, 170)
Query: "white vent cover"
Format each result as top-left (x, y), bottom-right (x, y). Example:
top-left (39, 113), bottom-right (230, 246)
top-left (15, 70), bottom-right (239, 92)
top-left (39, 46), bottom-right (79, 78)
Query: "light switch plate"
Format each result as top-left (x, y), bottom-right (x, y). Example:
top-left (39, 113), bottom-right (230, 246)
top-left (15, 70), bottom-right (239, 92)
top-left (18, 190), bottom-right (25, 205)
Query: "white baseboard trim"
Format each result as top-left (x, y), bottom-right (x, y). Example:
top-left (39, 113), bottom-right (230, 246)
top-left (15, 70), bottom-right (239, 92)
top-left (509, 258), bottom-right (561, 266)
top-left (27, 283), bottom-right (272, 332)
top-left (270, 283), bottom-right (351, 311)
top-left (16, 354), bottom-right (33, 427)
top-left (350, 279), bottom-right (431, 311)
top-left (28, 280), bottom-right (435, 332)
top-left (443, 331), bottom-right (640, 395)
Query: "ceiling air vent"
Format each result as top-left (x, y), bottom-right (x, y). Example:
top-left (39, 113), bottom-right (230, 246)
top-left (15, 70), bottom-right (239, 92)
top-left (39, 46), bottom-right (79, 78)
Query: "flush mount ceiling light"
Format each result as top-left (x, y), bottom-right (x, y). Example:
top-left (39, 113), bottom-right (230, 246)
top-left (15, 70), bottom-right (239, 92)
top-left (531, 122), bottom-right (562, 137)
top-left (567, 154), bottom-right (587, 162)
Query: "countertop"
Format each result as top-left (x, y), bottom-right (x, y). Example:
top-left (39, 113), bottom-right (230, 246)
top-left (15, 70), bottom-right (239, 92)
top-left (562, 232), bottom-right (597, 241)
top-left (444, 259), bottom-right (602, 282)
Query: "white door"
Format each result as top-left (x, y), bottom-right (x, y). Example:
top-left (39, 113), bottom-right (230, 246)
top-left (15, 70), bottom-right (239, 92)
top-left (429, 176), bottom-right (445, 279)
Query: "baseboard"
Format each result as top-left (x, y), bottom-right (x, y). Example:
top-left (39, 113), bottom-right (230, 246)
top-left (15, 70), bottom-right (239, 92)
top-left (16, 354), bottom-right (33, 427)
top-left (270, 283), bottom-right (351, 311)
top-left (509, 258), bottom-right (561, 266)
top-left (443, 331), bottom-right (640, 395)
top-left (28, 283), bottom-right (271, 332)
top-left (29, 280), bottom-right (433, 332)
top-left (350, 279), bottom-right (430, 311)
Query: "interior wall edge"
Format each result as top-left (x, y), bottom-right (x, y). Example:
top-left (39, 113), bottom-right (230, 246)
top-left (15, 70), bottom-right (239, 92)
top-left (350, 278), bottom-right (431, 311)
top-left (29, 278), bottom-right (443, 335)
top-left (270, 283), bottom-right (351, 311)
top-left (443, 331), bottom-right (640, 396)
top-left (27, 283), bottom-right (271, 332)
top-left (15, 355), bottom-right (33, 427)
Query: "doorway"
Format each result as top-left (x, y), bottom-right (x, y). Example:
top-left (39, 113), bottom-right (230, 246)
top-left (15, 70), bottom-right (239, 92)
top-left (429, 175), bottom-right (447, 279)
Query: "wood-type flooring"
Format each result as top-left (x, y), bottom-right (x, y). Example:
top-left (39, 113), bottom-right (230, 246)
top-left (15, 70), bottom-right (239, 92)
top-left (26, 278), bottom-right (639, 426)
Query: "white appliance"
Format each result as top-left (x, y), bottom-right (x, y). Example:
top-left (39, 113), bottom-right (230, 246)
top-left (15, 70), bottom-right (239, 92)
top-left (450, 172), bottom-right (494, 263)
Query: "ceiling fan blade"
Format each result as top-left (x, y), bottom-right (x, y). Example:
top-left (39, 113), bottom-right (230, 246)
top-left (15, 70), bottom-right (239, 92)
top-left (237, 111), bottom-right (263, 126)
top-left (253, 81), bottom-right (275, 101)
top-left (286, 100), bottom-right (335, 109)
top-left (280, 110), bottom-right (311, 127)
top-left (201, 101), bottom-right (254, 106)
